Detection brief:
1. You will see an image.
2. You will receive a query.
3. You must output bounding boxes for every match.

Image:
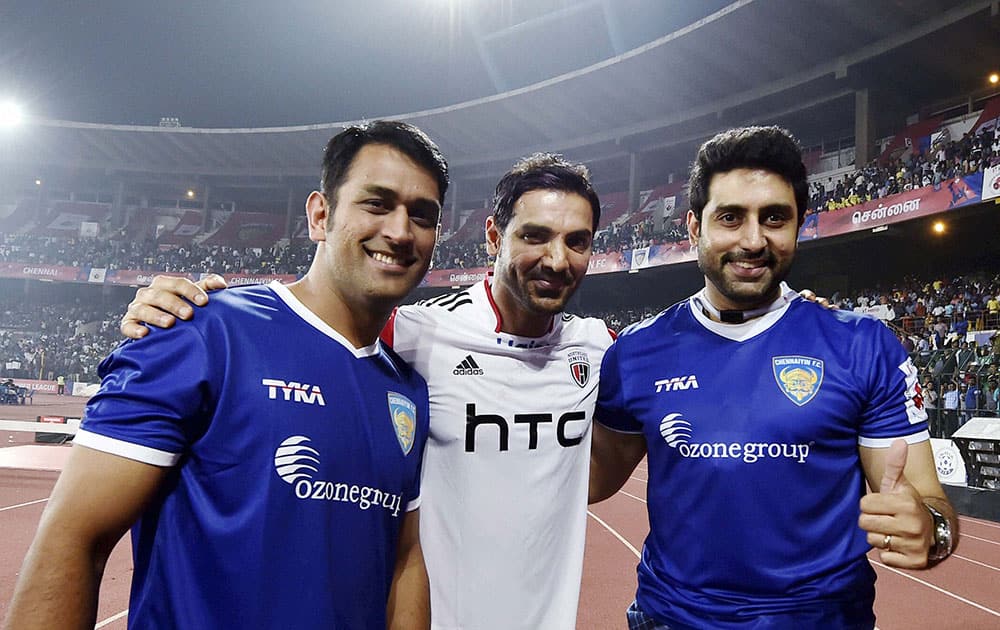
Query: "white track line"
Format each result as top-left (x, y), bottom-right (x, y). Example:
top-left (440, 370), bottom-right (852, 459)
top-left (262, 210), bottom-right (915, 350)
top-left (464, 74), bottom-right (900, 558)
top-left (617, 490), bottom-right (647, 504)
top-left (959, 516), bottom-right (1000, 530)
top-left (953, 553), bottom-right (1000, 573)
top-left (0, 497), bottom-right (48, 512)
top-left (95, 609), bottom-right (128, 628)
top-left (871, 560), bottom-right (1000, 618)
top-left (587, 510), bottom-right (641, 559)
top-left (962, 533), bottom-right (1000, 547)
top-left (628, 475), bottom-right (647, 484)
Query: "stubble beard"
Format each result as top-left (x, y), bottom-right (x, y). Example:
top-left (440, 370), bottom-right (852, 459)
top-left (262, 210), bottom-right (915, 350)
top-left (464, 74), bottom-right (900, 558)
top-left (697, 245), bottom-right (791, 309)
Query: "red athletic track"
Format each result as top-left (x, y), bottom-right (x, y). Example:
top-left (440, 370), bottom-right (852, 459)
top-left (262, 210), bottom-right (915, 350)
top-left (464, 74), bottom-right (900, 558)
top-left (2, 396), bottom-right (999, 628)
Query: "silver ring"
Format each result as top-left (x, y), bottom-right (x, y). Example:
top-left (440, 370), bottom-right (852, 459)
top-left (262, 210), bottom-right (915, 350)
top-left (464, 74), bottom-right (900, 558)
top-left (882, 534), bottom-right (892, 551)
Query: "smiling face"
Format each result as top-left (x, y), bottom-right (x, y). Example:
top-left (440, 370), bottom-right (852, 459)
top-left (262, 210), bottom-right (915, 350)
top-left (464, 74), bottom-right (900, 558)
top-left (307, 143), bottom-right (441, 314)
top-left (486, 189), bottom-right (593, 336)
top-left (688, 168), bottom-right (798, 311)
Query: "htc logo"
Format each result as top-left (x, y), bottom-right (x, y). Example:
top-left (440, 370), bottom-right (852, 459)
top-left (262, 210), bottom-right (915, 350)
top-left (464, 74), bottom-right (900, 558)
top-left (464, 403), bottom-right (585, 452)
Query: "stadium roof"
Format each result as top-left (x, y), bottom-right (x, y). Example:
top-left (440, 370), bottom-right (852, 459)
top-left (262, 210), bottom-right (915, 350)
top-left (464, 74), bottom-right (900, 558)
top-left (2, 0), bottom-right (998, 191)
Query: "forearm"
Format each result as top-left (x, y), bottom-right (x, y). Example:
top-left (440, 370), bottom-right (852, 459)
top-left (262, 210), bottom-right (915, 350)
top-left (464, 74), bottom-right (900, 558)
top-left (387, 509), bottom-right (429, 630)
top-left (3, 531), bottom-right (111, 630)
top-left (386, 544), bottom-right (430, 630)
top-left (589, 423), bottom-right (646, 504)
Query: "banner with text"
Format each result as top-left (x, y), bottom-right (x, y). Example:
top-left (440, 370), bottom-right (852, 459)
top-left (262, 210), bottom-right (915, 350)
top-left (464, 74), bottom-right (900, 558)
top-left (812, 174), bottom-right (983, 238)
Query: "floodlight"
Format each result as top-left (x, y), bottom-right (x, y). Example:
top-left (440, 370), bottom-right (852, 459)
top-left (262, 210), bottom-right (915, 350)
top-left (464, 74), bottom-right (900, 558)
top-left (186, 189), bottom-right (196, 198)
top-left (990, 72), bottom-right (999, 85)
top-left (0, 101), bottom-right (24, 127)
top-left (34, 179), bottom-right (42, 186)
top-left (932, 221), bottom-right (946, 235)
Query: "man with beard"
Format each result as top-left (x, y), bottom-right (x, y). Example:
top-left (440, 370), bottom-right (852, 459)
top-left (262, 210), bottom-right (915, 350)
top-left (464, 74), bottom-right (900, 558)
top-left (589, 126), bottom-right (957, 629)
top-left (118, 152), bottom-right (614, 630)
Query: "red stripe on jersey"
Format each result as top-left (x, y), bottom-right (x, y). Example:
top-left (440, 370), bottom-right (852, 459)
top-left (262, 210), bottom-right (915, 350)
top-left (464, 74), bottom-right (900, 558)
top-left (482, 278), bottom-right (504, 333)
top-left (380, 308), bottom-right (398, 348)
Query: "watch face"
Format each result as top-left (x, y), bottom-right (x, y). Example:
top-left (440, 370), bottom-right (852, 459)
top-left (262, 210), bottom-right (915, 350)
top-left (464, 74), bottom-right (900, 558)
top-left (926, 505), bottom-right (952, 561)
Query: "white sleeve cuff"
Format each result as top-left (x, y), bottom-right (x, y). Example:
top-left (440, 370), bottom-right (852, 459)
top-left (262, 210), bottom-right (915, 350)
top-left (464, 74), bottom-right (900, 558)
top-left (74, 429), bottom-right (180, 467)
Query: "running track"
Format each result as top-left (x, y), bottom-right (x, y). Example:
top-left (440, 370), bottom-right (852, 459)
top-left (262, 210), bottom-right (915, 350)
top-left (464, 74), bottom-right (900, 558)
top-left (2, 399), bottom-right (999, 628)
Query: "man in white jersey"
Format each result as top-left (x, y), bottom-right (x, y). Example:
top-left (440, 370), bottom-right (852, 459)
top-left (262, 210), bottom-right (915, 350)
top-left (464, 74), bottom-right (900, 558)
top-left (119, 153), bottom-right (615, 629)
top-left (5, 121), bottom-right (446, 630)
top-left (591, 126), bottom-right (958, 629)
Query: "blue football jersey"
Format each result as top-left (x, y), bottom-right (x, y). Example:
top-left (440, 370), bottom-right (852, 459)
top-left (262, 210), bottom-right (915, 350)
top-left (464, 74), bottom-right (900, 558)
top-left (75, 282), bottom-right (429, 629)
top-left (596, 286), bottom-right (928, 629)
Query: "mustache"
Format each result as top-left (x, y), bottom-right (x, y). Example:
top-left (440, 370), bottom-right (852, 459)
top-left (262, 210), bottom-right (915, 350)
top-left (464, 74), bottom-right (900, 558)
top-left (530, 270), bottom-right (574, 285)
top-left (722, 250), bottom-right (775, 266)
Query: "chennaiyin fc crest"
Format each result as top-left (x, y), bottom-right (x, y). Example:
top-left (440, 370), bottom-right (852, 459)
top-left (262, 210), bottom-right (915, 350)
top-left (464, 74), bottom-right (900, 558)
top-left (772, 356), bottom-right (824, 406)
top-left (387, 392), bottom-right (417, 456)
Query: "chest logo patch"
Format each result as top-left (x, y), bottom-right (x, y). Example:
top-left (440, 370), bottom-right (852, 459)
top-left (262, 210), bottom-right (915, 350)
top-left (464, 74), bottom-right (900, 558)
top-left (387, 392), bottom-right (417, 456)
top-left (568, 350), bottom-right (590, 388)
top-left (772, 356), bottom-right (824, 406)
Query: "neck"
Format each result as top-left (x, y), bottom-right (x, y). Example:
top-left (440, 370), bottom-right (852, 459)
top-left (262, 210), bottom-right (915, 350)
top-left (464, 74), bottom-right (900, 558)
top-left (699, 285), bottom-right (787, 324)
top-left (489, 282), bottom-right (554, 338)
top-left (288, 275), bottom-right (390, 349)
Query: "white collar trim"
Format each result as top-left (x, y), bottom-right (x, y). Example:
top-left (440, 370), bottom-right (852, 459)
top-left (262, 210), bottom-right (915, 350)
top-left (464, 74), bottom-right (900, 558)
top-left (689, 283), bottom-right (799, 342)
top-left (269, 281), bottom-right (381, 358)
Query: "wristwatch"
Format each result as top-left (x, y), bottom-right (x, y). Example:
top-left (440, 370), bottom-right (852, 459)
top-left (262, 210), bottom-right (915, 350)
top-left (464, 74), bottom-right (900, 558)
top-left (925, 503), bottom-right (953, 562)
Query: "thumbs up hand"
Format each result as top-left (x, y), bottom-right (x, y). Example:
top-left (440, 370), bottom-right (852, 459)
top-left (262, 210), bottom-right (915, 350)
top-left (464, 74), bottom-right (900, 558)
top-left (858, 439), bottom-right (935, 568)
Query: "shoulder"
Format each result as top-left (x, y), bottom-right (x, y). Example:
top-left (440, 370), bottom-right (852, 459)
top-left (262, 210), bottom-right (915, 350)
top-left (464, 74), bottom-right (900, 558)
top-left (558, 312), bottom-right (616, 346)
top-left (792, 299), bottom-right (888, 334)
top-left (397, 288), bottom-right (474, 324)
top-left (380, 343), bottom-right (426, 385)
top-left (616, 300), bottom-right (688, 342)
top-left (193, 284), bottom-right (276, 321)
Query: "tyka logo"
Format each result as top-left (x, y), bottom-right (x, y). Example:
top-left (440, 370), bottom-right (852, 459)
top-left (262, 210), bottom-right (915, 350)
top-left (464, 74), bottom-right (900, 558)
top-left (654, 375), bottom-right (699, 393)
top-left (262, 379), bottom-right (326, 406)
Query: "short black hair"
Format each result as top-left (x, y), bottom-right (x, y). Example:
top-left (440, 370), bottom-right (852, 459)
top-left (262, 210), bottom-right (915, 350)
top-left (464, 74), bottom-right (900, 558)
top-left (688, 126), bottom-right (808, 225)
top-left (492, 153), bottom-right (601, 232)
top-left (321, 120), bottom-right (449, 207)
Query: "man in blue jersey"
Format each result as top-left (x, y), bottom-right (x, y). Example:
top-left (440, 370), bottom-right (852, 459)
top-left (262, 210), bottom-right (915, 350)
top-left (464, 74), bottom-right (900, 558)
top-left (3, 120), bottom-right (446, 630)
top-left (590, 126), bottom-right (958, 629)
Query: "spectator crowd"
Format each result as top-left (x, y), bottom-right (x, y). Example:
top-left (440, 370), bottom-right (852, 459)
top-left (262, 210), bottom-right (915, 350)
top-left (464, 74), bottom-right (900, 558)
top-left (2, 124), bottom-right (997, 277)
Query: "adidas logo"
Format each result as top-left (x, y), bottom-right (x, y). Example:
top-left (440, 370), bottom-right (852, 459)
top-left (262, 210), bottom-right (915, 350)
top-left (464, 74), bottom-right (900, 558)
top-left (453, 355), bottom-right (484, 376)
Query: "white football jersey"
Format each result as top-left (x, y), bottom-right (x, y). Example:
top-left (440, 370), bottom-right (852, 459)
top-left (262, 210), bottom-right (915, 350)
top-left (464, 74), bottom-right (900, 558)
top-left (385, 279), bottom-right (614, 630)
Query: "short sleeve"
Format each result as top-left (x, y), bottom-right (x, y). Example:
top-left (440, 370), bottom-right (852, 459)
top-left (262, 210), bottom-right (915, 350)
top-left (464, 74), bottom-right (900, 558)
top-left (857, 321), bottom-right (929, 447)
top-left (74, 323), bottom-right (215, 466)
top-left (594, 340), bottom-right (643, 433)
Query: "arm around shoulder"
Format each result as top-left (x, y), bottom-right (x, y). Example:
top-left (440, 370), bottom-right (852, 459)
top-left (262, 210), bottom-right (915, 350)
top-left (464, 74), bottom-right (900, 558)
top-left (2, 445), bottom-right (169, 630)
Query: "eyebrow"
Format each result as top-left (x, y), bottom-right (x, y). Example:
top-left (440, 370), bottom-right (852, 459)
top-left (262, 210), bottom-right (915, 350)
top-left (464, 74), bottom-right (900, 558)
top-left (712, 203), bottom-right (794, 216)
top-left (517, 222), bottom-right (593, 236)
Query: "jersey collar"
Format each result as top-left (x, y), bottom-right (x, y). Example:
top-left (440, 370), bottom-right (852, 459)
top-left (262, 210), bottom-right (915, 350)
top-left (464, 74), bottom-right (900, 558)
top-left (482, 277), bottom-right (557, 337)
top-left (689, 283), bottom-right (799, 342)
top-left (269, 281), bottom-right (382, 358)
